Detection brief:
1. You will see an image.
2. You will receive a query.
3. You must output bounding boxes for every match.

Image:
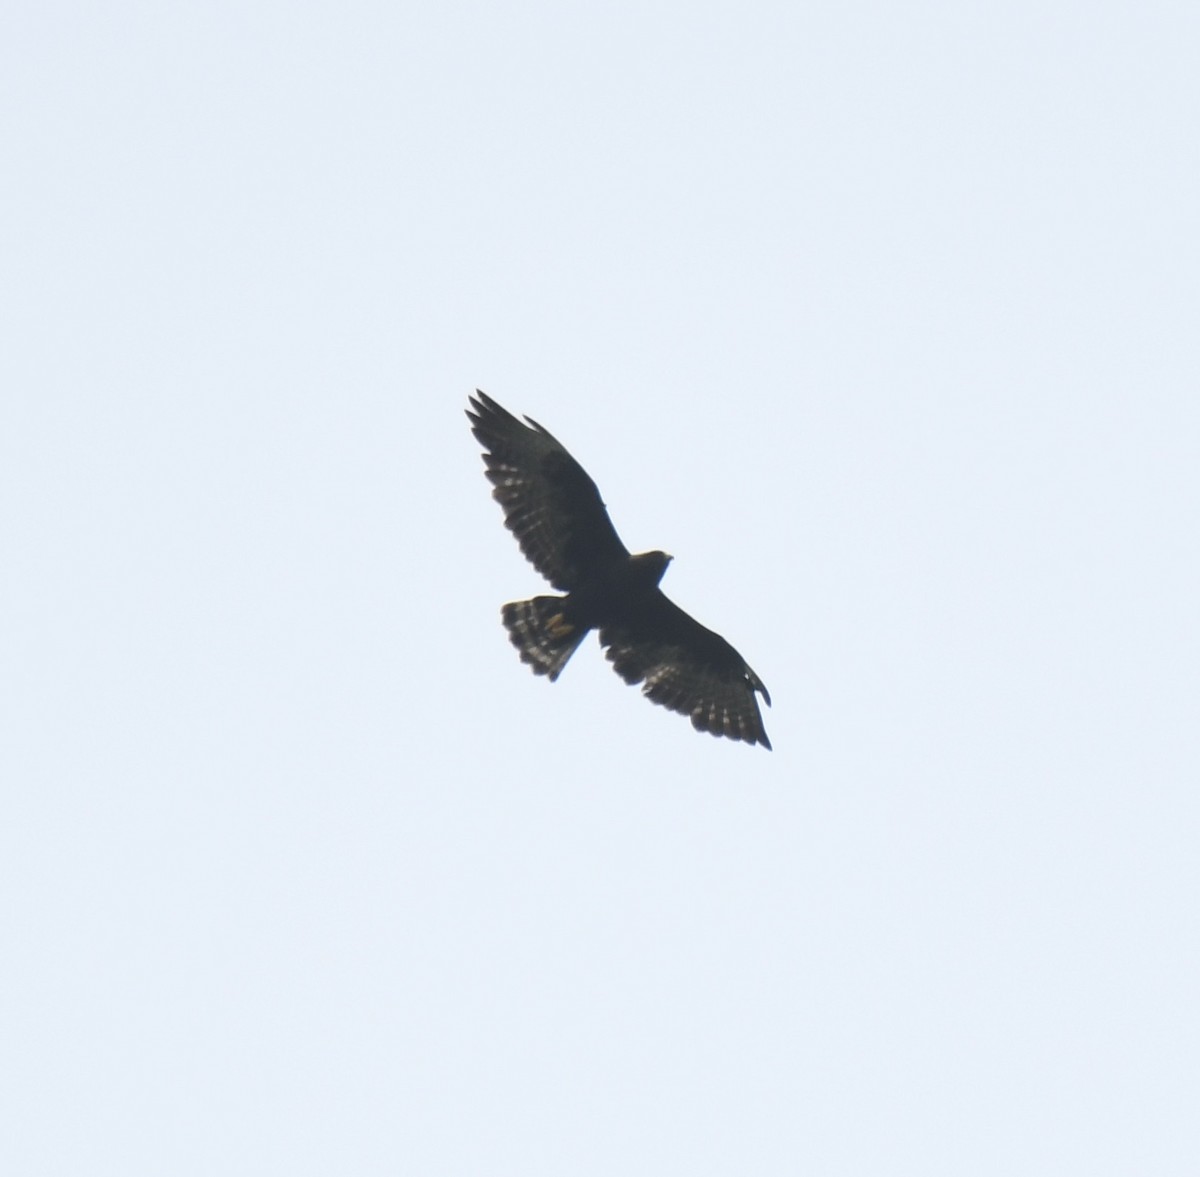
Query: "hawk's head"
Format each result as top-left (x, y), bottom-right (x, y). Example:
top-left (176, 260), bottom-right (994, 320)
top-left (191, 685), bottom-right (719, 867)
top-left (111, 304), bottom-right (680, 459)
top-left (631, 549), bottom-right (672, 587)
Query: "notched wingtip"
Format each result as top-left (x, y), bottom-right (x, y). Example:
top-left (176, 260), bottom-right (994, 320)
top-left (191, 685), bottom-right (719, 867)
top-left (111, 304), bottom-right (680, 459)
top-left (466, 389), bottom-right (497, 417)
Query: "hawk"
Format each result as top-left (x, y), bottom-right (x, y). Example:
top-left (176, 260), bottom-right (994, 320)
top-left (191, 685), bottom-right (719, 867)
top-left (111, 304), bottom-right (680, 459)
top-left (467, 391), bottom-right (772, 749)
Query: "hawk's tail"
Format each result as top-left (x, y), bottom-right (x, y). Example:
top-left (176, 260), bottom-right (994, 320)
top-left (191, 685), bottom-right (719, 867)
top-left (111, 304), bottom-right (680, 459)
top-left (501, 596), bottom-right (588, 682)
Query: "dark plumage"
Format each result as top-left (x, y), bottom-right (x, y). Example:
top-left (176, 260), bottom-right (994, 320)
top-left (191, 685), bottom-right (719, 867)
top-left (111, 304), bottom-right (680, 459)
top-left (466, 391), bottom-right (772, 749)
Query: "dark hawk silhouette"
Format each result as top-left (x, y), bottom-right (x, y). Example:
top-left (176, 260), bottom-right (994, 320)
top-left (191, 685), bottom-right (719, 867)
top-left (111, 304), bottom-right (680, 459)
top-left (466, 391), bottom-right (771, 749)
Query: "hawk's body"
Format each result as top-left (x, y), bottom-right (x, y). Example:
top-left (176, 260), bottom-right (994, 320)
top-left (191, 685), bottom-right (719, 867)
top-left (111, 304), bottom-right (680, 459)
top-left (467, 391), bottom-right (771, 749)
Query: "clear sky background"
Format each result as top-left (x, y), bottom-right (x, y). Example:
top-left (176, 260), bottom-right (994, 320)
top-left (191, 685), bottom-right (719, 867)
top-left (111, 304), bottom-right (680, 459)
top-left (3, 2), bottom-right (1198, 1173)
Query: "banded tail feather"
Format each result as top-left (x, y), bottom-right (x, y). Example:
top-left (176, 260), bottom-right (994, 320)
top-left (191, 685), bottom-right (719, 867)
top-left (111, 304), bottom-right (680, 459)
top-left (501, 596), bottom-right (588, 681)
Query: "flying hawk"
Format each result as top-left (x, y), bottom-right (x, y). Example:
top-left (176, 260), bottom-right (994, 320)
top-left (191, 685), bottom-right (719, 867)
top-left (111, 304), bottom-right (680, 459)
top-left (467, 391), bottom-right (771, 749)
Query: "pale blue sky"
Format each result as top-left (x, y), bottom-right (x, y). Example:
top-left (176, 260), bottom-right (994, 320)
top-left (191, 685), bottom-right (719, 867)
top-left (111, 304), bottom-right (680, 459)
top-left (3, 1), bottom-right (1198, 1173)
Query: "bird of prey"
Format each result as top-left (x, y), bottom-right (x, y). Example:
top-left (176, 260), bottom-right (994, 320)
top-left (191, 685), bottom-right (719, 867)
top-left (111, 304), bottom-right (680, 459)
top-left (466, 391), bottom-right (771, 749)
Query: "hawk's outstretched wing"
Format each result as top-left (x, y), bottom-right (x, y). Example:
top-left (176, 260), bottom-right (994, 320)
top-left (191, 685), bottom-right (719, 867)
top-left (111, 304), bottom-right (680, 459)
top-left (466, 391), bottom-right (629, 591)
top-left (600, 591), bottom-right (772, 749)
